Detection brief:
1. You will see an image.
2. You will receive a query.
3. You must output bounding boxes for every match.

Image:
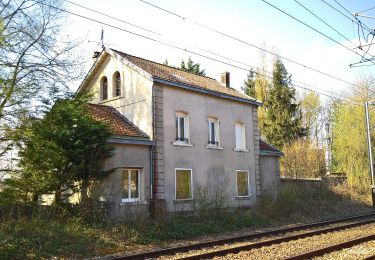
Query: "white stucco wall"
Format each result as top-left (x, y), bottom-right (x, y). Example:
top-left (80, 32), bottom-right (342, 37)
top-left (89, 55), bottom-right (154, 138)
top-left (160, 84), bottom-right (258, 211)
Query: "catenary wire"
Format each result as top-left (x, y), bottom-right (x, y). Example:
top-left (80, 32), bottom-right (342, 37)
top-left (357, 6), bottom-right (375, 15)
top-left (320, 0), bottom-right (374, 34)
top-left (259, 0), bottom-right (375, 64)
top-left (333, 0), bottom-right (373, 32)
top-left (63, 0), bottom-right (343, 98)
top-left (35, 1), bottom-right (355, 103)
top-left (65, 0), bottom-right (161, 36)
top-left (293, 0), bottom-right (357, 48)
top-left (137, 0), bottom-right (363, 88)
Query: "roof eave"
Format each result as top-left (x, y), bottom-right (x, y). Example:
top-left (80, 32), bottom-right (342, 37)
top-left (108, 135), bottom-right (154, 146)
top-left (260, 150), bottom-right (284, 157)
top-left (152, 77), bottom-right (262, 107)
top-left (77, 50), bottom-right (110, 93)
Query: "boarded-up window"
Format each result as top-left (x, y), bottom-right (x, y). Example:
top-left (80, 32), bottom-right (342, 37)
top-left (123, 169), bottom-right (140, 202)
top-left (175, 169), bottom-right (192, 200)
top-left (236, 170), bottom-right (249, 197)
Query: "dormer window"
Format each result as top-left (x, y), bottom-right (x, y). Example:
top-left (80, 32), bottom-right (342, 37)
top-left (113, 71), bottom-right (121, 97)
top-left (100, 76), bottom-right (108, 101)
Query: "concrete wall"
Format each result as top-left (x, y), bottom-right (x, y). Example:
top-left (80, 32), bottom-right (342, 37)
top-left (89, 55), bottom-right (154, 138)
top-left (98, 143), bottom-right (151, 220)
top-left (160, 83), bottom-right (258, 212)
top-left (259, 155), bottom-right (280, 196)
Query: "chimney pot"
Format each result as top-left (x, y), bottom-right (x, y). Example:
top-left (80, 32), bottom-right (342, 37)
top-left (221, 72), bottom-right (230, 87)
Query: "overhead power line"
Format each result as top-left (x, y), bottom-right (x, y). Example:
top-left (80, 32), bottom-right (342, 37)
top-left (293, 0), bottom-right (357, 48)
top-left (66, 0), bottom-right (161, 36)
top-left (36, 1), bottom-right (354, 103)
top-left (137, 0), bottom-right (362, 89)
top-left (320, 0), bottom-right (374, 35)
top-left (259, 0), bottom-right (375, 65)
top-left (62, 0), bottom-right (343, 98)
top-left (357, 6), bottom-right (375, 15)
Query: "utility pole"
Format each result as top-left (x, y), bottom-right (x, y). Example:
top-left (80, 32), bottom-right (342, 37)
top-left (365, 101), bottom-right (375, 208)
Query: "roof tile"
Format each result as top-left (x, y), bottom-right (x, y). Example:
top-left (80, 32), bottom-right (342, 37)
top-left (112, 49), bottom-right (257, 103)
top-left (87, 103), bottom-right (148, 138)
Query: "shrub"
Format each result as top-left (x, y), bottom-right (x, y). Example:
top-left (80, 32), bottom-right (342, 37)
top-left (281, 138), bottom-right (325, 178)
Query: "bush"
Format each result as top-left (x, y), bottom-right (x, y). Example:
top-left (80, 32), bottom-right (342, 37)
top-left (281, 139), bottom-right (325, 178)
top-left (192, 185), bottom-right (229, 218)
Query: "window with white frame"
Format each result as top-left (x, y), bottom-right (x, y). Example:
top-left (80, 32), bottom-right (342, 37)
top-left (175, 112), bottom-right (189, 143)
top-left (236, 170), bottom-right (250, 197)
top-left (235, 122), bottom-right (246, 150)
top-left (175, 168), bottom-right (192, 200)
top-left (122, 169), bottom-right (140, 202)
top-left (208, 118), bottom-right (220, 146)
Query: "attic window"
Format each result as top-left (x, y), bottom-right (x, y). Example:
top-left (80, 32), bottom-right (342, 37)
top-left (101, 76), bottom-right (108, 101)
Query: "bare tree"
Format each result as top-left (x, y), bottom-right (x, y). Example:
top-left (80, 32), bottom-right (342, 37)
top-left (0, 0), bottom-right (83, 171)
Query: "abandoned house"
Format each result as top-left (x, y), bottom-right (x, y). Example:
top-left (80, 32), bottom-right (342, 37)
top-left (78, 48), bottom-right (283, 219)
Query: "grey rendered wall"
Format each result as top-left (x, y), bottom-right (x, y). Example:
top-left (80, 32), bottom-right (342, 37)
top-left (259, 155), bottom-right (280, 196)
top-left (160, 83), bottom-right (258, 212)
top-left (98, 143), bottom-right (151, 220)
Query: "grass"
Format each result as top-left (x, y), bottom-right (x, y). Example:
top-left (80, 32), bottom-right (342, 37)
top-left (0, 182), bottom-right (373, 259)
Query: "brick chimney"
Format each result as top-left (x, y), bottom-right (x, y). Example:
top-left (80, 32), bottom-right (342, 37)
top-left (221, 72), bottom-right (230, 87)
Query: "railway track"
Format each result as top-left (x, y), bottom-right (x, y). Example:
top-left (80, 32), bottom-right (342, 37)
top-left (105, 212), bottom-right (375, 260)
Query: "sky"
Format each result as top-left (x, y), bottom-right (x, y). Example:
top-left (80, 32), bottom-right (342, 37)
top-left (62, 0), bottom-right (375, 102)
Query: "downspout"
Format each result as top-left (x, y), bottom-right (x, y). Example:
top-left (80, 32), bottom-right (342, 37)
top-left (150, 144), bottom-right (155, 200)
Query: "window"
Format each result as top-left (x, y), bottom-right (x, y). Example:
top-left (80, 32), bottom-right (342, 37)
top-left (236, 170), bottom-right (250, 197)
top-left (101, 76), bottom-right (108, 100)
top-left (235, 122), bottom-right (246, 150)
top-left (208, 118), bottom-right (220, 146)
top-left (122, 169), bottom-right (140, 202)
top-left (113, 71), bottom-right (121, 97)
top-left (175, 169), bottom-right (192, 200)
top-left (175, 112), bottom-right (189, 143)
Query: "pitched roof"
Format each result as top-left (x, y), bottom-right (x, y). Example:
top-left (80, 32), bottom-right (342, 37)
top-left (111, 49), bottom-right (259, 105)
top-left (260, 139), bottom-right (283, 156)
top-left (87, 103), bottom-right (148, 138)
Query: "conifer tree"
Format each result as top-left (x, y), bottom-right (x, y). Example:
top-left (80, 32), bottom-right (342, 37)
top-left (263, 58), bottom-right (305, 149)
top-left (242, 69), bottom-right (256, 98)
top-left (180, 57), bottom-right (206, 76)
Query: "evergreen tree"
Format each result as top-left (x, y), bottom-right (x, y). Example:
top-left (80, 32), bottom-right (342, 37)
top-left (263, 58), bottom-right (305, 149)
top-left (1, 92), bottom-right (115, 206)
top-left (242, 69), bottom-right (256, 98)
top-left (180, 57), bottom-right (206, 76)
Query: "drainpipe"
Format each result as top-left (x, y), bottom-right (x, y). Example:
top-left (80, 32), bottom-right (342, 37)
top-left (150, 144), bottom-right (155, 200)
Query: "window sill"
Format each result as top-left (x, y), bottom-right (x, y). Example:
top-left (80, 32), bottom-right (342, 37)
top-left (206, 145), bottom-right (223, 150)
top-left (173, 199), bottom-right (193, 204)
top-left (99, 95), bottom-right (124, 104)
top-left (172, 141), bottom-right (194, 147)
top-left (120, 200), bottom-right (147, 206)
top-left (235, 196), bottom-right (251, 200)
top-left (233, 148), bottom-right (249, 153)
